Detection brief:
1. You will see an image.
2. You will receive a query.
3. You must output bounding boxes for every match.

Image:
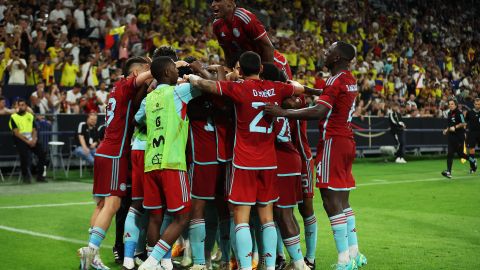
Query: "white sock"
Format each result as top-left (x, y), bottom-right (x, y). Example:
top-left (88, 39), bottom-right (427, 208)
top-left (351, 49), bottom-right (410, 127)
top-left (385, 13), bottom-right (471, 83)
top-left (146, 245), bottom-right (154, 256)
top-left (161, 258), bottom-right (173, 270)
top-left (349, 245), bottom-right (359, 259)
top-left (306, 257), bottom-right (314, 264)
top-left (88, 243), bottom-right (99, 250)
top-left (266, 267), bottom-right (274, 270)
top-left (123, 257), bottom-right (135, 269)
top-left (293, 259), bottom-right (305, 270)
top-left (338, 250), bottom-right (350, 264)
top-left (143, 256), bottom-right (159, 266)
top-left (253, 252), bottom-right (259, 261)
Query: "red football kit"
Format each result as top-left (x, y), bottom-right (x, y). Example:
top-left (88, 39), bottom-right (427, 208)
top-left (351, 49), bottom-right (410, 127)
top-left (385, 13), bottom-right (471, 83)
top-left (216, 79), bottom-right (294, 204)
top-left (274, 116), bottom-right (303, 208)
top-left (289, 96), bottom-right (315, 198)
top-left (212, 8), bottom-right (291, 78)
top-left (93, 76), bottom-right (138, 197)
top-left (212, 97), bottom-right (235, 198)
top-left (315, 71), bottom-right (358, 191)
top-left (186, 95), bottom-right (223, 200)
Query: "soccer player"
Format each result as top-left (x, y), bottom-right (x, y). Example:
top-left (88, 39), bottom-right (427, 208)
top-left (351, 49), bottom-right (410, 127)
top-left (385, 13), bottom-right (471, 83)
top-left (264, 42), bottom-right (368, 270)
top-left (260, 63), bottom-right (308, 270)
top-left (290, 104), bottom-right (318, 270)
top-left (441, 99), bottom-right (477, 178)
top-left (78, 56), bottom-right (152, 270)
top-left (137, 56), bottom-right (202, 270)
top-left (211, 0), bottom-right (292, 79)
top-left (187, 51), bottom-right (307, 270)
top-left (187, 91), bottom-right (221, 270)
top-left (465, 98), bottom-right (480, 173)
top-left (388, 103), bottom-right (407, 163)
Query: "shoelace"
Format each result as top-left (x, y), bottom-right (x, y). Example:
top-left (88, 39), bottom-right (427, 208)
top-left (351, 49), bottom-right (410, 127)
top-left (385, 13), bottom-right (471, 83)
top-left (112, 249), bottom-right (120, 260)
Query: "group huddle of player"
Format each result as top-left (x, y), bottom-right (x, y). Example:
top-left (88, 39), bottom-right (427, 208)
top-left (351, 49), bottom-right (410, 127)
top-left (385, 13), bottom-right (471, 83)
top-left (77, 1), bottom-right (367, 270)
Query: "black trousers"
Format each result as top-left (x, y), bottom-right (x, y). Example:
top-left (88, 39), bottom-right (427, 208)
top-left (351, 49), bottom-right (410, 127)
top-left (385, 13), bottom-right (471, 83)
top-left (15, 140), bottom-right (47, 180)
top-left (392, 129), bottom-right (405, 158)
top-left (447, 134), bottom-right (469, 172)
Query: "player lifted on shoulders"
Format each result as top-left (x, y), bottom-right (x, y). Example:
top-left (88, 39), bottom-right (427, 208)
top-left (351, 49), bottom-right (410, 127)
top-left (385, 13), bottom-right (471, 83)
top-left (265, 42), bottom-right (368, 270)
top-left (78, 57), bottom-right (152, 270)
top-left (211, 0), bottom-right (292, 79)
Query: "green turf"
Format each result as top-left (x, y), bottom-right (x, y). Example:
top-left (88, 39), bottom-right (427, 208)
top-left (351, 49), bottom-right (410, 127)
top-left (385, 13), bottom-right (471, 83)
top-left (0, 159), bottom-right (479, 269)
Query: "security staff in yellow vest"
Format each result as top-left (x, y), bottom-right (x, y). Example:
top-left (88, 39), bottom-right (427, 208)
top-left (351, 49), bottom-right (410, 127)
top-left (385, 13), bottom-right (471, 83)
top-left (9, 99), bottom-right (47, 183)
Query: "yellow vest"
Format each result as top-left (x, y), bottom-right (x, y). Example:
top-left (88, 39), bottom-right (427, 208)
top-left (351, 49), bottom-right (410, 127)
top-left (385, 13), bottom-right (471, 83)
top-left (144, 85), bottom-right (189, 172)
top-left (9, 112), bottom-right (34, 139)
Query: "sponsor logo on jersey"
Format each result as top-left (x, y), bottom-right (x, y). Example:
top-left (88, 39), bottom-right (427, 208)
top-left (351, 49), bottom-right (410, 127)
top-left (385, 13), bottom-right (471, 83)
top-left (347, 84), bottom-right (358, 92)
top-left (233, 28), bottom-right (240, 37)
top-left (252, 88), bottom-right (275, 97)
top-left (120, 183), bottom-right (126, 191)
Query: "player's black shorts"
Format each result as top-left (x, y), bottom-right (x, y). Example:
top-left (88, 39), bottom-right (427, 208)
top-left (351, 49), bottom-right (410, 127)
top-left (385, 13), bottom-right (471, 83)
top-left (467, 131), bottom-right (480, 148)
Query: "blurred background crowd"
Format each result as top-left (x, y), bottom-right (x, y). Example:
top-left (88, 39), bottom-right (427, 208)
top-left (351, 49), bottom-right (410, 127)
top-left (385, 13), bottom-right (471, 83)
top-left (0, 0), bottom-right (478, 117)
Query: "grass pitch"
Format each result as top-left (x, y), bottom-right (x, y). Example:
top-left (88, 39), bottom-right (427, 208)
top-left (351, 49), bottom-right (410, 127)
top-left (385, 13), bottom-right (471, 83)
top-left (0, 158), bottom-right (479, 270)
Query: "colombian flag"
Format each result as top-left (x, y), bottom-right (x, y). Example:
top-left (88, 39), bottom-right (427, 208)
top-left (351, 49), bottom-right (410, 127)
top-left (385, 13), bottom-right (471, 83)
top-left (105, 26), bottom-right (125, 50)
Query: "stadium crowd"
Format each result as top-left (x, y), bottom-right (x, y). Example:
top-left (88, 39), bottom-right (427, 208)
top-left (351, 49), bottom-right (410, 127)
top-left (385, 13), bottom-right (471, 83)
top-left (0, 0), bottom-right (478, 117)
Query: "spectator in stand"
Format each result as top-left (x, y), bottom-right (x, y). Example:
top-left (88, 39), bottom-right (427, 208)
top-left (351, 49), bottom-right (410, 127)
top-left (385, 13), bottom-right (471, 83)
top-left (30, 82), bottom-right (50, 114)
top-left (82, 85), bottom-right (100, 113)
top-left (0, 96), bottom-right (14, 115)
top-left (59, 54), bottom-right (80, 87)
top-left (96, 81), bottom-right (108, 112)
top-left (66, 83), bottom-right (82, 113)
top-left (48, 83), bottom-right (62, 114)
top-left (74, 113), bottom-right (99, 166)
top-left (6, 49), bottom-right (27, 85)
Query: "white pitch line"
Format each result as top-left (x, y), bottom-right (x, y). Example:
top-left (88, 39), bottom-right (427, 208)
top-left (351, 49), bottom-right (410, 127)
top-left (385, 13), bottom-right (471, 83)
top-left (0, 201), bottom-right (93, 209)
top-left (0, 225), bottom-right (112, 249)
top-left (358, 175), bottom-right (474, 186)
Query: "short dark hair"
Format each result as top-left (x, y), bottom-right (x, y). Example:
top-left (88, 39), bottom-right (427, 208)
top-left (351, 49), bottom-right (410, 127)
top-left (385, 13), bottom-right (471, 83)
top-left (123, 56), bottom-right (150, 76)
top-left (152, 46), bottom-right (178, 61)
top-left (17, 98), bottom-right (26, 104)
top-left (336, 41), bottom-right (356, 62)
top-left (151, 56), bottom-right (175, 82)
top-left (0, 96), bottom-right (5, 101)
top-left (239, 51), bottom-right (261, 77)
top-left (260, 63), bottom-right (286, 82)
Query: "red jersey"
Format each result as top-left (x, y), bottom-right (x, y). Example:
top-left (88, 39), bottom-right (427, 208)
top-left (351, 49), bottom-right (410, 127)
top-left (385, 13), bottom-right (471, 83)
top-left (216, 79), bottom-right (294, 169)
top-left (317, 71), bottom-right (358, 141)
top-left (274, 117), bottom-right (301, 175)
top-left (213, 8), bottom-right (268, 58)
top-left (273, 51), bottom-right (293, 80)
top-left (289, 96), bottom-right (313, 160)
top-left (187, 96), bottom-right (218, 165)
top-left (212, 97), bottom-right (234, 162)
top-left (96, 76), bottom-right (138, 158)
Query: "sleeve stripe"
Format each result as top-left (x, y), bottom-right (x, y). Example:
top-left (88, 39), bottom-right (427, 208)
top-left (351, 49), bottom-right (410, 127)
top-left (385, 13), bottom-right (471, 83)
top-left (317, 100), bottom-right (333, 108)
top-left (216, 81), bottom-right (223, 95)
top-left (326, 72), bottom-right (344, 86)
top-left (254, 31), bottom-right (267, 40)
top-left (234, 10), bottom-right (251, 24)
top-left (77, 122), bottom-right (86, 133)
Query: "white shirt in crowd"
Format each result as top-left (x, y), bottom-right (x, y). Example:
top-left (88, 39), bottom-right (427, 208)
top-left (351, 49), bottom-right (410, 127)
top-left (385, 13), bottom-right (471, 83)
top-left (66, 89), bottom-right (82, 104)
top-left (31, 91), bottom-right (50, 114)
top-left (49, 8), bottom-right (66, 22)
top-left (0, 4), bottom-right (7, 21)
top-left (74, 8), bottom-right (85, 29)
top-left (80, 62), bottom-right (96, 86)
top-left (7, 58), bottom-right (27, 85)
top-left (88, 17), bottom-right (100, 39)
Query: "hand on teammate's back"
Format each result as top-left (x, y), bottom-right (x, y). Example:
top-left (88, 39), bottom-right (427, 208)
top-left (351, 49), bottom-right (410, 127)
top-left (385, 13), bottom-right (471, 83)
top-left (264, 103), bottom-right (286, 117)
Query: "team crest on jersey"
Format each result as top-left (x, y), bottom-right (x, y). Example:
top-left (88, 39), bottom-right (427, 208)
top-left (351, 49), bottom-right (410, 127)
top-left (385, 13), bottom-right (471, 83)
top-left (233, 28), bottom-right (240, 37)
top-left (120, 183), bottom-right (126, 191)
top-left (221, 32), bottom-right (226, 37)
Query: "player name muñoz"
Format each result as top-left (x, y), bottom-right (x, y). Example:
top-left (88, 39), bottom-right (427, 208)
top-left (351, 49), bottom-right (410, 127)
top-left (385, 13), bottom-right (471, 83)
top-left (253, 88), bottom-right (276, 97)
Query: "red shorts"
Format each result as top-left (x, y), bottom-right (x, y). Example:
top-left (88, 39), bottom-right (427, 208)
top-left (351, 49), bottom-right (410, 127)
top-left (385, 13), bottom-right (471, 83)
top-left (275, 174), bottom-right (302, 208)
top-left (143, 169), bottom-right (191, 212)
top-left (228, 167), bottom-right (278, 205)
top-left (316, 137), bottom-right (356, 190)
top-left (221, 162), bottom-right (233, 200)
top-left (131, 150), bottom-right (145, 200)
top-left (93, 155), bottom-right (130, 197)
top-left (189, 163), bottom-right (222, 200)
top-left (301, 158), bottom-right (315, 198)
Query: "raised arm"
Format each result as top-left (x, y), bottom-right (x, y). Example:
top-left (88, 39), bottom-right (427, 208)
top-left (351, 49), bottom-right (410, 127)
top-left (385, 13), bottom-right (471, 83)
top-left (264, 103), bottom-right (330, 121)
top-left (186, 74), bottom-right (219, 96)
